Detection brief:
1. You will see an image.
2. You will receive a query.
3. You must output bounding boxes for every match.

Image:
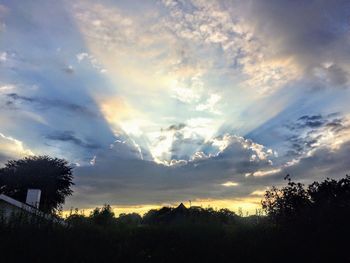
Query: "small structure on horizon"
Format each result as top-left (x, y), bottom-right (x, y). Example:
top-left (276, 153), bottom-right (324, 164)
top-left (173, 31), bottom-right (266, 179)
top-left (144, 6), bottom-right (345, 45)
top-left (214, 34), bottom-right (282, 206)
top-left (175, 202), bottom-right (187, 212)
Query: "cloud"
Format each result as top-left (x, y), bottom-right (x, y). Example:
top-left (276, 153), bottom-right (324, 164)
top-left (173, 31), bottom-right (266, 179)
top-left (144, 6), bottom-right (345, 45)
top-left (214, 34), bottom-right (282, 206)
top-left (5, 93), bottom-right (97, 118)
top-left (0, 133), bottom-right (33, 165)
top-left (240, 0), bottom-right (350, 89)
top-left (271, 140), bottom-right (350, 185)
top-left (243, 111), bottom-right (350, 187)
top-left (76, 52), bottom-right (106, 73)
top-left (0, 85), bottom-right (15, 92)
top-left (297, 115), bottom-right (325, 129)
top-left (196, 94), bottom-right (221, 114)
top-left (160, 0), bottom-right (300, 95)
top-left (76, 52), bottom-right (88, 62)
top-left (246, 168), bottom-right (281, 178)
top-left (285, 113), bottom-right (350, 158)
top-left (64, 113), bottom-right (350, 209)
top-left (66, 132), bottom-right (278, 208)
top-left (89, 155), bottom-right (96, 166)
top-left (221, 181), bottom-right (239, 187)
top-left (2, 0), bottom-right (350, 212)
top-left (67, 0), bottom-right (307, 166)
top-left (0, 51), bottom-right (7, 62)
top-left (164, 123), bottom-right (186, 131)
top-left (63, 65), bottom-right (74, 74)
top-left (46, 130), bottom-right (100, 149)
top-left (108, 138), bottom-right (145, 161)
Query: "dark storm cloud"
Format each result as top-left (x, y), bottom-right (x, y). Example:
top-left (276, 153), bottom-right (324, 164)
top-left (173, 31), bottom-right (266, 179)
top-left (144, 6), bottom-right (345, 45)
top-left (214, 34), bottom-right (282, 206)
top-left (7, 93), bottom-right (35, 103)
top-left (5, 93), bottom-right (97, 117)
top-left (46, 130), bottom-right (100, 149)
top-left (287, 114), bottom-right (344, 131)
top-left (164, 123), bottom-right (186, 131)
top-left (67, 135), bottom-right (277, 208)
top-left (325, 118), bottom-right (344, 131)
top-left (295, 115), bottom-right (325, 129)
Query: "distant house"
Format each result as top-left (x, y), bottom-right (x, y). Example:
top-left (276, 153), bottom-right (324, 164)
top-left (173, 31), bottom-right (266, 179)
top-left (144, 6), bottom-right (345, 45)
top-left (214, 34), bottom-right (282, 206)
top-left (174, 202), bottom-right (187, 212)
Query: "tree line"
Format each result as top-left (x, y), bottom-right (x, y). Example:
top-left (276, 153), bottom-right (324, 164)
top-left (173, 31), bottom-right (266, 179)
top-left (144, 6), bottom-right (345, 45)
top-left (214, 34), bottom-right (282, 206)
top-left (0, 156), bottom-right (349, 262)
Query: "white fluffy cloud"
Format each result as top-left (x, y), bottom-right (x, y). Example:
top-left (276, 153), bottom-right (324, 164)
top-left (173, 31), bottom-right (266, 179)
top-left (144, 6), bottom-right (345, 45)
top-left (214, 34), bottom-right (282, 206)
top-left (0, 133), bottom-right (33, 164)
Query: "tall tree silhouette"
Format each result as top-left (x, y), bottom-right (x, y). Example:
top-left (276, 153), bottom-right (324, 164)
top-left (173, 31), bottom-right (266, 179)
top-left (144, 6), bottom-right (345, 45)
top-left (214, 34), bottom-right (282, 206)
top-left (0, 156), bottom-right (74, 213)
top-left (262, 174), bottom-right (350, 225)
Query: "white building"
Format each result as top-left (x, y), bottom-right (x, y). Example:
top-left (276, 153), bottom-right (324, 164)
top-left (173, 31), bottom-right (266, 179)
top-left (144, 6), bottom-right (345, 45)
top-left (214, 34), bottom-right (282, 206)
top-left (0, 189), bottom-right (62, 223)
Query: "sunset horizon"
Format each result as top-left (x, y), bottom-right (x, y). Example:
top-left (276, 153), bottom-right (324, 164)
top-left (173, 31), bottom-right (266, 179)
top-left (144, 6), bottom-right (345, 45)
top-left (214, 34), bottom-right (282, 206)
top-left (1, 0), bottom-right (350, 216)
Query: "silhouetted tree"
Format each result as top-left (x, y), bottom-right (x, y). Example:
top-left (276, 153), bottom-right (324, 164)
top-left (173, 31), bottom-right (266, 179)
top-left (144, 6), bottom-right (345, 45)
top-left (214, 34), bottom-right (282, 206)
top-left (217, 208), bottom-right (238, 224)
top-left (262, 175), bottom-right (311, 224)
top-left (65, 214), bottom-right (89, 227)
top-left (116, 213), bottom-right (142, 226)
top-left (262, 174), bottom-right (350, 225)
top-left (89, 204), bottom-right (116, 226)
top-left (0, 156), bottom-right (74, 213)
top-left (308, 175), bottom-right (350, 225)
top-left (143, 204), bottom-right (238, 225)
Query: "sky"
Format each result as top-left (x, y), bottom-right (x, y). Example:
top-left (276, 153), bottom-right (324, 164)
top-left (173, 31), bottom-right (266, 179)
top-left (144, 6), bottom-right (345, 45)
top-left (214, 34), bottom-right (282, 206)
top-left (1, 0), bottom-right (350, 214)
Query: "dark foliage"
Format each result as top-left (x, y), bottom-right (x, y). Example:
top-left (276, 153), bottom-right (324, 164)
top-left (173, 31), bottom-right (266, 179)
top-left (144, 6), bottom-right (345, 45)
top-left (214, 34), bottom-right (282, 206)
top-left (262, 174), bottom-right (350, 226)
top-left (89, 204), bottom-right (116, 226)
top-left (261, 175), bottom-right (311, 224)
top-left (0, 155), bottom-right (74, 213)
top-left (0, 175), bottom-right (350, 262)
top-left (143, 204), bottom-right (238, 225)
top-left (261, 175), bottom-right (350, 262)
top-left (117, 212), bottom-right (142, 226)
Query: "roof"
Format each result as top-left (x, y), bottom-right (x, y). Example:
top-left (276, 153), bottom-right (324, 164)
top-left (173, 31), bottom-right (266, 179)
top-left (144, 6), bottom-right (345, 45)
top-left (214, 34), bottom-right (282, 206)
top-left (175, 203), bottom-right (187, 211)
top-left (0, 194), bottom-right (39, 215)
top-left (0, 194), bottom-right (65, 225)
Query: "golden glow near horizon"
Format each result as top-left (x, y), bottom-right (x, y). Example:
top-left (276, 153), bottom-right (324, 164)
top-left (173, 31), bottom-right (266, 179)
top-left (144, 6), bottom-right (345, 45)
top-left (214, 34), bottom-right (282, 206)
top-left (62, 197), bottom-right (263, 218)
